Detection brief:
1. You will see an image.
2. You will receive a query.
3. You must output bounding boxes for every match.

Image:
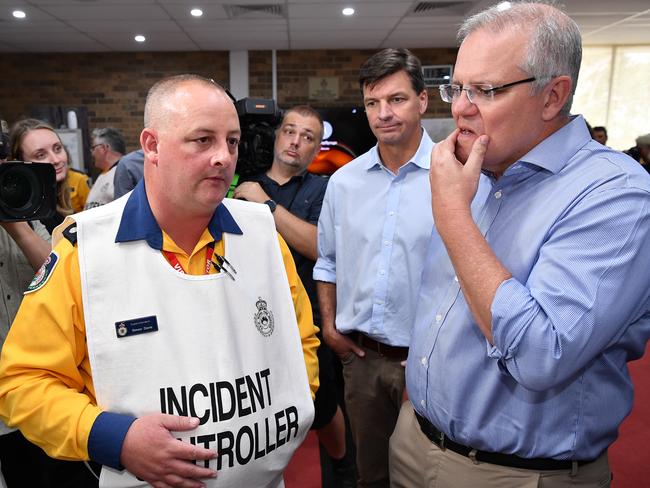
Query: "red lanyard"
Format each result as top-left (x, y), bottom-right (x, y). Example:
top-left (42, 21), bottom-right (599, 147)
top-left (163, 244), bottom-right (214, 275)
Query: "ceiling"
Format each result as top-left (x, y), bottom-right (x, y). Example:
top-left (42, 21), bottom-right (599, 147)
top-left (1, 0), bottom-right (649, 53)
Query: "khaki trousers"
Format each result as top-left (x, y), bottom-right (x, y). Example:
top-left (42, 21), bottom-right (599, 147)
top-left (342, 349), bottom-right (406, 488)
top-left (389, 401), bottom-right (611, 488)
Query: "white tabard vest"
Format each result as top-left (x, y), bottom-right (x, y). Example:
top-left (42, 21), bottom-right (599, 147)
top-left (73, 196), bottom-right (314, 488)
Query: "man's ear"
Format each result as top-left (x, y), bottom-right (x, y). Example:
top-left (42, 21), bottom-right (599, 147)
top-left (140, 128), bottom-right (159, 166)
top-left (418, 89), bottom-right (429, 115)
top-left (541, 75), bottom-right (572, 121)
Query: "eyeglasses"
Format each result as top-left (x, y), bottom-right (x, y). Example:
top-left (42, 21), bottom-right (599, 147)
top-left (91, 143), bottom-right (106, 150)
top-left (439, 77), bottom-right (536, 105)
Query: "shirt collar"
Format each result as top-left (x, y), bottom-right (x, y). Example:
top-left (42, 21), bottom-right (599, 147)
top-left (514, 115), bottom-right (591, 175)
top-left (115, 179), bottom-right (242, 250)
top-left (364, 128), bottom-right (432, 171)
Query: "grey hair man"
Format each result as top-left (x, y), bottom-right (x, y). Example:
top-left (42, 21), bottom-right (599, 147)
top-left (389, 3), bottom-right (650, 487)
top-left (85, 127), bottom-right (126, 209)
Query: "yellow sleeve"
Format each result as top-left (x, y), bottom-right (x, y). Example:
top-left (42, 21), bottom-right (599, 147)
top-left (0, 235), bottom-right (100, 460)
top-left (277, 234), bottom-right (320, 400)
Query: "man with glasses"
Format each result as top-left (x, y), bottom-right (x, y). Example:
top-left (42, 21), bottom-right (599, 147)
top-left (390, 2), bottom-right (650, 487)
top-left (314, 48), bottom-right (437, 488)
top-left (85, 127), bottom-right (126, 209)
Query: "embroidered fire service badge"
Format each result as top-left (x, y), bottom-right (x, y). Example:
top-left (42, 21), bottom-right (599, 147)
top-left (25, 251), bottom-right (59, 294)
top-left (254, 297), bottom-right (274, 337)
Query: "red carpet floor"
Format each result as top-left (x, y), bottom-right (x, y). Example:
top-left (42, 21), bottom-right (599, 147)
top-left (609, 342), bottom-right (650, 488)
top-left (285, 343), bottom-right (650, 488)
top-left (285, 431), bottom-right (321, 488)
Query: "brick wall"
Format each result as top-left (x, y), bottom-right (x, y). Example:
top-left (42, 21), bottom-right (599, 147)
top-left (1, 47), bottom-right (456, 157)
top-left (248, 48), bottom-right (456, 117)
top-left (0, 51), bottom-right (230, 152)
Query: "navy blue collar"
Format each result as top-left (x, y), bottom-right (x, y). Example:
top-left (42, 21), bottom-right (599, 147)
top-left (115, 179), bottom-right (242, 250)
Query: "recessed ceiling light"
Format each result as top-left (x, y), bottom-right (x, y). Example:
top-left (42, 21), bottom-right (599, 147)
top-left (134, 35), bottom-right (146, 43)
top-left (342, 7), bottom-right (355, 16)
top-left (12, 10), bottom-right (27, 19)
top-left (191, 8), bottom-right (203, 17)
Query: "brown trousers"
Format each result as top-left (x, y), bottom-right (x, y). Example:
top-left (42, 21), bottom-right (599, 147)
top-left (341, 349), bottom-right (405, 488)
top-left (389, 401), bottom-right (611, 488)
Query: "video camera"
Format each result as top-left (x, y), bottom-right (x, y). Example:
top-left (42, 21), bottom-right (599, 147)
top-left (0, 117), bottom-right (57, 222)
top-left (234, 98), bottom-right (282, 178)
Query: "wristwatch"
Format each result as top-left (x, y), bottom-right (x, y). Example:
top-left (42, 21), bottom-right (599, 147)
top-left (264, 199), bottom-right (277, 213)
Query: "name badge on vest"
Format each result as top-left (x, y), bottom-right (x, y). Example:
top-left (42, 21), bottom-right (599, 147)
top-left (115, 316), bottom-right (159, 339)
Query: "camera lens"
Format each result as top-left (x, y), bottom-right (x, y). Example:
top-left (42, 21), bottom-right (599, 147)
top-left (0, 164), bottom-right (43, 217)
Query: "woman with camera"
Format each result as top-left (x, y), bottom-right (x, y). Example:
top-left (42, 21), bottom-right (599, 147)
top-left (0, 118), bottom-right (98, 488)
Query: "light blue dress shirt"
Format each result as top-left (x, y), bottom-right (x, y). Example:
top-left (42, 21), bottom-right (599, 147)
top-left (313, 130), bottom-right (434, 347)
top-left (407, 116), bottom-right (650, 461)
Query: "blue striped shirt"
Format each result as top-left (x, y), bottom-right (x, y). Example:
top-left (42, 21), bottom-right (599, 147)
top-left (407, 116), bottom-right (650, 460)
top-left (313, 130), bottom-right (434, 347)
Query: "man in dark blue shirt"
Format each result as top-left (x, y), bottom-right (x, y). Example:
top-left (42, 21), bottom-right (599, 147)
top-left (234, 105), bottom-right (354, 487)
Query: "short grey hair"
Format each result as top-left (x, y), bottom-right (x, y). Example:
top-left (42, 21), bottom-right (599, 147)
top-left (144, 74), bottom-right (228, 128)
top-left (458, 1), bottom-right (582, 115)
top-left (92, 127), bottom-right (126, 154)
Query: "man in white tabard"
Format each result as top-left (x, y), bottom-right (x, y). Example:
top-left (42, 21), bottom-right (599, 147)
top-left (0, 74), bottom-right (320, 488)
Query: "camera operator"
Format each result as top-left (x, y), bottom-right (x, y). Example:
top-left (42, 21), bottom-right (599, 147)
top-left (11, 119), bottom-right (74, 233)
top-left (0, 117), bottom-right (51, 270)
top-left (0, 118), bottom-right (72, 271)
top-left (233, 105), bottom-right (355, 487)
top-left (0, 117), bottom-right (98, 488)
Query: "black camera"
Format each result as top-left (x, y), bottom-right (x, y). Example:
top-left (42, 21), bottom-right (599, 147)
top-left (235, 98), bottom-right (282, 177)
top-left (0, 162), bottom-right (57, 222)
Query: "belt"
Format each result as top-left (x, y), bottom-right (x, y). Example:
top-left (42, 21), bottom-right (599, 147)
top-left (348, 332), bottom-right (408, 360)
top-left (414, 411), bottom-right (595, 471)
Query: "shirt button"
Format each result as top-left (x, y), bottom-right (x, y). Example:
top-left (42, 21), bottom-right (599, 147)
top-left (379, 270), bottom-right (385, 276)
top-left (494, 190), bottom-right (503, 199)
top-left (384, 240), bottom-right (390, 246)
top-left (435, 314), bottom-right (442, 322)
top-left (389, 211), bottom-right (395, 217)
top-left (454, 276), bottom-right (459, 282)
top-left (421, 357), bottom-right (427, 365)
top-left (420, 400), bottom-right (425, 408)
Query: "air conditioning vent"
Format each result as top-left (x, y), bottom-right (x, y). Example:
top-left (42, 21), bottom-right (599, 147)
top-left (422, 65), bottom-right (453, 87)
top-left (408, 1), bottom-right (473, 16)
top-left (223, 4), bottom-right (287, 19)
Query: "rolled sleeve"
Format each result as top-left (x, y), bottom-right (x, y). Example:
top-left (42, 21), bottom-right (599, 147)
top-left (489, 187), bottom-right (650, 392)
top-left (490, 277), bottom-right (534, 360)
top-left (313, 182), bottom-right (336, 283)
